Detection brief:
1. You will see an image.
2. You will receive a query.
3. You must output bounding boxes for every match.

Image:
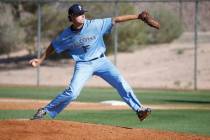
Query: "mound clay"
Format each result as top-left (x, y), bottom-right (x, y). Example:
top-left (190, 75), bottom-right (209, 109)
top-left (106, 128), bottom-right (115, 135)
top-left (0, 120), bottom-right (209, 140)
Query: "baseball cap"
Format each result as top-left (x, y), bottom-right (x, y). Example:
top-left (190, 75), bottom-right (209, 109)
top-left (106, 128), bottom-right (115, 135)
top-left (68, 4), bottom-right (87, 16)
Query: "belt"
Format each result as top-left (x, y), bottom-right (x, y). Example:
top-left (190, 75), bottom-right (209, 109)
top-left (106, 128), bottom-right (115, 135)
top-left (77, 54), bottom-right (105, 62)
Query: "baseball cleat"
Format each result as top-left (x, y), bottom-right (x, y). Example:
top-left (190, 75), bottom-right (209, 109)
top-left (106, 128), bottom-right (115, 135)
top-left (137, 107), bottom-right (151, 121)
top-left (31, 108), bottom-right (46, 120)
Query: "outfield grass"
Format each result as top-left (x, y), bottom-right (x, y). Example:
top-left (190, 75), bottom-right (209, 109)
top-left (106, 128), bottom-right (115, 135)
top-left (0, 86), bottom-right (210, 105)
top-left (0, 109), bottom-right (209, 136)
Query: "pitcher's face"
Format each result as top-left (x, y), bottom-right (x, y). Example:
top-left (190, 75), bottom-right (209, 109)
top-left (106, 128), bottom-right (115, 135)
top-left (71, 14), bottom-right (85, 25)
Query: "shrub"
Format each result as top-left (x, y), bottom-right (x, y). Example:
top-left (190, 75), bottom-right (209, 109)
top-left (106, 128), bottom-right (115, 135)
top-left (0, 3), bottom-right (25, 55)
top-left (0, 3), bottom-right (183, 56)
top-left (105, 4), bottom-right (184, 53)
top-left (105, 3), bottom-right (147, 53)
top-left (41, 4), bottom-right (69, 39)
top-left (145, 9), bottom-right (183, 44)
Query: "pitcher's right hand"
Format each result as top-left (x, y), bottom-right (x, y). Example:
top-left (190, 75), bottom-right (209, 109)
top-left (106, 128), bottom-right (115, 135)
top-left (29, 59), bottom-right (42, 67)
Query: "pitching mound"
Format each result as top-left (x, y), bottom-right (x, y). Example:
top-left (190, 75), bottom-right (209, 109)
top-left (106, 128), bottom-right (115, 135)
top-left (0, 120), bottom-right (209, 140)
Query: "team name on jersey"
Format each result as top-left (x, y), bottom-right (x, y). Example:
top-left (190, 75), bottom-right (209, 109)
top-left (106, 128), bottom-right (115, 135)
top-left (67, 35), bottom-right (96, 49)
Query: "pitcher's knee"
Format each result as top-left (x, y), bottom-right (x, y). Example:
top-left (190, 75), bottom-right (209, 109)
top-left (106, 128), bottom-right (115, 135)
top-left (115, 81), bottom-right (131, 91)
top-left (115, 82), bottom-right (133, 97)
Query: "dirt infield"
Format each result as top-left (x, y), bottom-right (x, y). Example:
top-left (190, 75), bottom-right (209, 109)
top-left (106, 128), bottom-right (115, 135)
top-left (1, 35), bottom-right (210, 89)
top-left (0, 120), bottom-right (209, 140)
top-left (0, 98), bottom-right (129, 110)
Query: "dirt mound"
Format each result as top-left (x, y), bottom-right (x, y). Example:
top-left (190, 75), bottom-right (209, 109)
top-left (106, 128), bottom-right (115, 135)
top-left (0, 120), bottom-right (209, 140)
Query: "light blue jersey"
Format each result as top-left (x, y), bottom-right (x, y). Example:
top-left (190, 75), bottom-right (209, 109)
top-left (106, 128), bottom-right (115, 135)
top-left (52, 18), bottom-right (113, 61)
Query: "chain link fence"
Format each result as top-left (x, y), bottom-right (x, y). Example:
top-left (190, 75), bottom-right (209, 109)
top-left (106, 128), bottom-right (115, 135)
top-left (0, 0), bottom-right (210, 90)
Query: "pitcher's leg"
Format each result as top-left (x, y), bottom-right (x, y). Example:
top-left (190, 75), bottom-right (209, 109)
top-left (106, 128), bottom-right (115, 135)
top-left (44, 63), bottom-right (93, 118)
top-left (95, 59), bottom-right (141, 112)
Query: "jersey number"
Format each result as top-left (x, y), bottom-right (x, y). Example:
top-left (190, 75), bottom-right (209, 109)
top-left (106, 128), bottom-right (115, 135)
top-left (82, 45), bottom-right (90, 53)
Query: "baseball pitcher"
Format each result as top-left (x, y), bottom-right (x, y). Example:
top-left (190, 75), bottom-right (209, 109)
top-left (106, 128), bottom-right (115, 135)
top-left (29, 4), bottom-right (160, 121)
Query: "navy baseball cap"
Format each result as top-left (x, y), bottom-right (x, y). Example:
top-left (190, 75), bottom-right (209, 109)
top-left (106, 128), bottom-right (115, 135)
top-left (68, 4), bottom-right (87, 16)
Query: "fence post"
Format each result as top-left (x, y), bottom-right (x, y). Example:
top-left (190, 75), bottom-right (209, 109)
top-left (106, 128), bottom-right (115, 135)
top-left (114, 1), bottom-right (119, 66)
top-left (194, 0), bottom-right (199, 90)
top-left (179, 0), bottom-right (183, 21)
top-left (36, 2), bottom-right (42, 87)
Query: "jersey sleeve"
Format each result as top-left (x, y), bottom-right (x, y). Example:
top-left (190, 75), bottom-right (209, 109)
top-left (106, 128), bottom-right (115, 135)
top-left (51, 35), bottom-right (65, 54)
top-left (95, 18), bottom-right (114, 35)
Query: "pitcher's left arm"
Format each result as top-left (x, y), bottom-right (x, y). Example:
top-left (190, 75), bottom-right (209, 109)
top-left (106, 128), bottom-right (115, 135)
top-left (112, 11), bottom-right (160, 29)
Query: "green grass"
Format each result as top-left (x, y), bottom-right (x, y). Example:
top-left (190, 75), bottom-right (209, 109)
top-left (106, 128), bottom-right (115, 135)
top-left (0, 86), bottom-right (210, 105)
top-left (0, 109), bottom-right (210, 136)
top-left (0, 87), bottom-right (209, 136)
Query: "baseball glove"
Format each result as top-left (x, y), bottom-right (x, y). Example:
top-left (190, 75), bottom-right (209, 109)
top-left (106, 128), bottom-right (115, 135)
top-left (138, 11), bottom-right (160, 29)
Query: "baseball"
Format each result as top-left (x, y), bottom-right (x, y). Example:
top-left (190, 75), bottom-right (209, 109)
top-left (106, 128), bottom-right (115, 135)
top-left (31, 61), bottom-right (37, 67)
